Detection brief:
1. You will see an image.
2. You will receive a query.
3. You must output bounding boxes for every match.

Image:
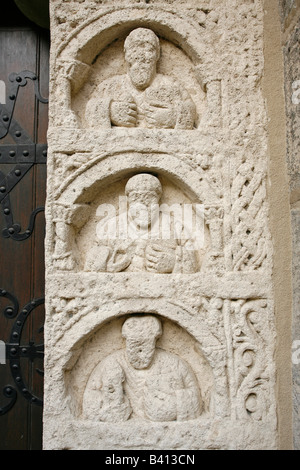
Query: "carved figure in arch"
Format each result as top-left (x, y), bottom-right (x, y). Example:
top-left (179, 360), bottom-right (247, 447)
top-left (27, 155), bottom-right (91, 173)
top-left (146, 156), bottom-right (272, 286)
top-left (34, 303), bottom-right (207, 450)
top-left (84, 173), bottom-right (200, 273)
top-left (82, 315), bottom-right (202, 422)
top-left (85, 28), bottom-right (197, 129)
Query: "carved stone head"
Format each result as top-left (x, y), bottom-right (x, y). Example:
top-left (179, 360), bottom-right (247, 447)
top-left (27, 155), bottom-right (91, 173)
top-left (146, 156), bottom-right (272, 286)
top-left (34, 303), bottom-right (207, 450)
top-left (122, 315), bottom-right (162, 369)
top-left (124, 28), bottom-right (160, 90)
top-left (125, 174), bottom-right (162, 229)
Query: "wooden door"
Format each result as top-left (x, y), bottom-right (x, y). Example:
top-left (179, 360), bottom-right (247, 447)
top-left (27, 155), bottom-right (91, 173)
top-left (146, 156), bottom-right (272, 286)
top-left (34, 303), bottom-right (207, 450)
top-left (0, 3), bottom-right (49, 450)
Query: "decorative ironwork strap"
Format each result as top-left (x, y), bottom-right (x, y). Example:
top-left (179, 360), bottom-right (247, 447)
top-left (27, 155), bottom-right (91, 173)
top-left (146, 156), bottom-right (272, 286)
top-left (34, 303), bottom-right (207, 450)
top-left (0, 70), bottom-right (48, 141)
top-left (0, 289), bottom-right (44, 415)
top-left (0, 71), bottom-right (47, 415)
top-left (0, 70), bottom-right (48, 242)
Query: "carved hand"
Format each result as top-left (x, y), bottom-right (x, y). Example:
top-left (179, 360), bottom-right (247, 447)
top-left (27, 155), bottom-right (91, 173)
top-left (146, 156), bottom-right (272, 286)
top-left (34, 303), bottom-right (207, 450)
top-left (143, 101), bottom-right (177, 129)
top-left (110, 98), bottom-right (137, 127)
top-left (106, 248), bottom-right (131, 272)
top-left (145, 243), bottom-right (176, 273)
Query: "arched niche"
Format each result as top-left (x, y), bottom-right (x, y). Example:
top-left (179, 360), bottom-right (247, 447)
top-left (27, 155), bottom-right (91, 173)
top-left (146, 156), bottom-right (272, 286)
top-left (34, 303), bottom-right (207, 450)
top-left (72, 33), bottom-right (206, 129)
top-left (57, 7), bottom-right (210, 72)
top-left (52, 152), bottom-right (222, 273)
top-left (52, 7), bottom-right (220, 127)
top-left (61, 300), bottom-right (223, 420)
top-left (75, 172), bottom-right (210, 273)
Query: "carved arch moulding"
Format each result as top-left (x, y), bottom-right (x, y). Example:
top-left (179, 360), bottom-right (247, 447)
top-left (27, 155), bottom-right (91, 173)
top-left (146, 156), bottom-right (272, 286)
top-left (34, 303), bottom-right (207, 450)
top-left (46, 149), bottom-right (226, 276)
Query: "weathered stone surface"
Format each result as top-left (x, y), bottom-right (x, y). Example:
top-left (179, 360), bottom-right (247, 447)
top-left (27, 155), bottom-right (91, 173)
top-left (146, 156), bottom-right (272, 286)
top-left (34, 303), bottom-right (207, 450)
top-left (280, 1), bottom-right (300, 449)
top-left (291, 209), bottom-right (300, 449)
top-left (281, 0), bottom-right (298, 21)
top-left (283, 18), bottom-right (300, 196)
top-left (44, 0), bottom-right (280, 449)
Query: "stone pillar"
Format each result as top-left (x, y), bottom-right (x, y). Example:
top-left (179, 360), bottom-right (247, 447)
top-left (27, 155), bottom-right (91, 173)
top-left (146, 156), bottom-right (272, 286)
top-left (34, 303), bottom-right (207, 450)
top-left (279, 0), bottom-right (300, 450)
top-left (43, 0), bottom-right (292, 450)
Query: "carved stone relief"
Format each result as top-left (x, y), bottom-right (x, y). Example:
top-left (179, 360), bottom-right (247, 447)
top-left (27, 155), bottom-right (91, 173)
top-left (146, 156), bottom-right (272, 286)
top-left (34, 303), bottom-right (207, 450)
top-left (229, 161), bottom-right (269, 272)
top-left (228, 299), bottom-right (276, 422)
top-left (84, 28), bottom-right (198, 130)
top-left (82, 173), bottom-right (206, 274)
top-left (82, 315), bottom-right (202, 423)
top-left (44, 0), bottom-right (278, 450)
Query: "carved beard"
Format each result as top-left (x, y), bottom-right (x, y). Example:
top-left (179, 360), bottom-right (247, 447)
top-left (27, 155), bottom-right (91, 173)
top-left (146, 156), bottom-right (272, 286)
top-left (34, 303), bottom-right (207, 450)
top-left (128, 202), bottom-right (159, 230)
top-left (126, 340), bottom-right (156, 370)
top-left (129, 63), bottom-right (155, 90)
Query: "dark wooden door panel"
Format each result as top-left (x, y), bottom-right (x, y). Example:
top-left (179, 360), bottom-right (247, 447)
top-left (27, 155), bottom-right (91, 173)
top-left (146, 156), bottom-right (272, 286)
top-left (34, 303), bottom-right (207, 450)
top-left (0, 15), bottom-right (49, 450)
